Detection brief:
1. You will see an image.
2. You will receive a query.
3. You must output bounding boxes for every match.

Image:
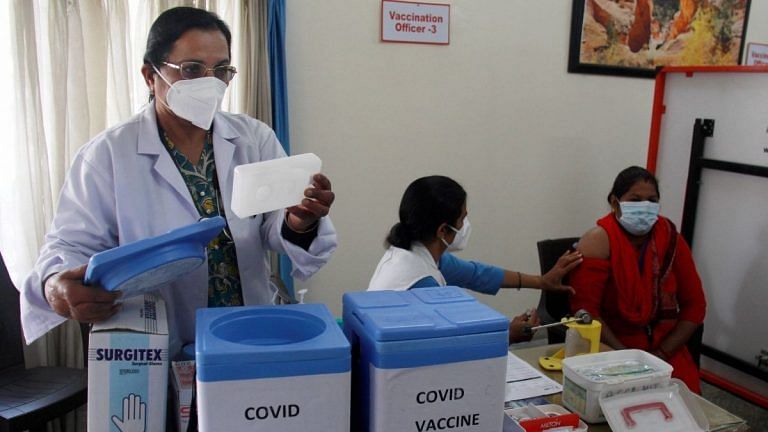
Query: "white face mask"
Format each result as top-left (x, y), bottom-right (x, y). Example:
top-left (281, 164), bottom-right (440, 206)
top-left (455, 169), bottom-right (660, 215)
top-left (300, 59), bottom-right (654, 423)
top-left (442, 217), bottom-right (471, 252)
top-left (153, 66), bottom-right (227, 130)
top-left (618, 201), bottom-right (660, 236)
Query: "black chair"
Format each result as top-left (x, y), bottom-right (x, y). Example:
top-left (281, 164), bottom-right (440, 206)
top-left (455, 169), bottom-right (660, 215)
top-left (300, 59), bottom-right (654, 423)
top-left (535, 237), bottom-right (580, 344)
top-left (0, 252), bottom-right (87, 432)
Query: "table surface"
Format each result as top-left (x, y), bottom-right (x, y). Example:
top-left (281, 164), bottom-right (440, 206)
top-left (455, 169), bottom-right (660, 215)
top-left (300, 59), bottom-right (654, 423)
top-left (508, 343), bottom-right (749, 432)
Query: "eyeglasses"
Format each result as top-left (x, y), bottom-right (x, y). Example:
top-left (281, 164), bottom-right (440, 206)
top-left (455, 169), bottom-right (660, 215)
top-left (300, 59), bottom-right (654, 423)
top-left (162, 61), bottom-right (237, 82)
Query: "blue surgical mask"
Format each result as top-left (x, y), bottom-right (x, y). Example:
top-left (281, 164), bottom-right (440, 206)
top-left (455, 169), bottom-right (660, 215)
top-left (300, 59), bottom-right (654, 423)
top-left (618, 201), bottom-right (660, 236)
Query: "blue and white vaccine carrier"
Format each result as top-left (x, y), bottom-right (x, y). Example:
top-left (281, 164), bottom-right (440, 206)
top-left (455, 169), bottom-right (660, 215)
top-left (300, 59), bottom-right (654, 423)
top-left (195, 304), bottom-right (351, 432)
top-left (343, 287), bottom-right (510, 432)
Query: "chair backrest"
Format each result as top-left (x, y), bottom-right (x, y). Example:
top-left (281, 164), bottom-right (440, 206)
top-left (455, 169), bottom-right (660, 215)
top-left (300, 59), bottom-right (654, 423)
top-left (536, 237), bottom-right (580, 344)
top-left (0, 252), bottom-right (25, 370)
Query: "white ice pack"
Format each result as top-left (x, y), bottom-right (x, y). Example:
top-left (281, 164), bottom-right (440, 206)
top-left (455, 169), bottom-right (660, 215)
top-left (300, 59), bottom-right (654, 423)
top-left (231, 153), bottom-right (322, 217)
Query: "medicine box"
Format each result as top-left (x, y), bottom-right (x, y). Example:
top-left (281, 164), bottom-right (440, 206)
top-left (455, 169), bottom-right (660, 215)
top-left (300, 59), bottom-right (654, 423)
top-left (195, 304), bottom-right (350, 432)
top-left (87, 294), bottom-right (169, 432)
top-left (503, 404), bottom-right (588, 432)
top-left (343, 287), bottom-right (510, 432)
top-left (170, 360), bottom-right (195, 432)
top-left (561, 349), bottom-right (673, 423)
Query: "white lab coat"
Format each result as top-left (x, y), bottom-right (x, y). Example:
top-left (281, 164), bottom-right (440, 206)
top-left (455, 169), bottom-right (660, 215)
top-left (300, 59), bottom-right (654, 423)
top-left (367, 242), bottom-right (446, 291)
top-left (20, 103), bottom-right (337, 355)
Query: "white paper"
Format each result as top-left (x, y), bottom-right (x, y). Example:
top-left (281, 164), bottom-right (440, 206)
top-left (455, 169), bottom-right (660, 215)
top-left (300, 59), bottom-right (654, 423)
top-left (505, 352), bottom-right (563, 402)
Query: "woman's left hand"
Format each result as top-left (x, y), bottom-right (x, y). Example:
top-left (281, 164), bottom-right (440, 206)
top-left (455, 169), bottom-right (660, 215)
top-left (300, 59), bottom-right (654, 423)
top-left (540, 250), bottom-right (583, 295)
top-left (286, 173), bottom-right (335, 231)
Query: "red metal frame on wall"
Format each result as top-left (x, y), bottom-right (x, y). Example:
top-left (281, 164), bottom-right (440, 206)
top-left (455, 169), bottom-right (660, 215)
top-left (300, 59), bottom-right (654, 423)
top-left (646, 65), bottom-right (768, 174)
top-left (700, 370), bottom-right (768, 410)
top-left (645, 65), bottom-right (768, 409)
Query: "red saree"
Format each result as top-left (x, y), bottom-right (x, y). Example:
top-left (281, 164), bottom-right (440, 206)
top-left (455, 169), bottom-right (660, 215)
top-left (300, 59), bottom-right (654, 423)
top-left (570, 213), bottom-right (706, 393)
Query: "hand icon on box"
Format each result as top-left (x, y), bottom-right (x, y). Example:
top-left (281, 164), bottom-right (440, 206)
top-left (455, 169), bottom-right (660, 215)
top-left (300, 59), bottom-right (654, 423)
top-left (111, 393), bottom-right (146, 432)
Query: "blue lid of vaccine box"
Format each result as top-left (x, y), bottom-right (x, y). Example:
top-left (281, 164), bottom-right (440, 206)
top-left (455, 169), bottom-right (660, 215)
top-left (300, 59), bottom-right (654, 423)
top-left (84, 216), bottom-right (225, 297)
top-left (343, 287), bottom-right (509, 368)
top-left (196, 304), bottom-right (350, 382)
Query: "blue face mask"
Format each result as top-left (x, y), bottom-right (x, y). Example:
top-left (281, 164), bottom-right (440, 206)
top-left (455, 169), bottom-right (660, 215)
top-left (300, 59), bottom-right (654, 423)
top-left (618, 201), bottom-right (660, 236)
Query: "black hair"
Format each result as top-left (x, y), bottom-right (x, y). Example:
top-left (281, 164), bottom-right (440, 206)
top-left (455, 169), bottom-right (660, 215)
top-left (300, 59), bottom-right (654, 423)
top-left (386, 176), bottom-right (467, 249)
top-left (143, 7), bottom-right (232, 68)
top-left (607, 166), bottom-right (660, 203)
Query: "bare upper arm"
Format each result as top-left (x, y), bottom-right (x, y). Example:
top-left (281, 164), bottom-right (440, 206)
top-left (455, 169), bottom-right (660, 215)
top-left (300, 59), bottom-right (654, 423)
top-left (576, 226), bottom-right (610, 260)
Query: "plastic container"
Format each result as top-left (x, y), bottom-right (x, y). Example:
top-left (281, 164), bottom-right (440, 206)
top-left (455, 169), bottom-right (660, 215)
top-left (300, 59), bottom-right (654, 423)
top-left (231, 153), bottom-right (321, 217)
top-left (343, 287), bottom-right (510, 432)
top-left (195, 304), bottom-right (350, 432)
top-left (561, 349), bottom-right (673, 423)
top-left (600, 379), bottom-right (708, 432)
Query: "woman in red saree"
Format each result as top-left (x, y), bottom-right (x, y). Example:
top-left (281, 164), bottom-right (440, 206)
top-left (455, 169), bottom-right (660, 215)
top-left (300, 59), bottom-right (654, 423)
top-left (570, 166), bottom-right (706, 393)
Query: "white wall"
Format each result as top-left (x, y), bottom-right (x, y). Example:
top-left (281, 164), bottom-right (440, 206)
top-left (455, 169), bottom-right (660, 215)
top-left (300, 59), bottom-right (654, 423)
top-left (285, 0), bottom-right (768, 319)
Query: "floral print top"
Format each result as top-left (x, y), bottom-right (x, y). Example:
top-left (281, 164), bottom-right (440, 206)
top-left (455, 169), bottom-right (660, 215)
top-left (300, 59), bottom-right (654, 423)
top-left (161, 131), bottom-right (243, 307)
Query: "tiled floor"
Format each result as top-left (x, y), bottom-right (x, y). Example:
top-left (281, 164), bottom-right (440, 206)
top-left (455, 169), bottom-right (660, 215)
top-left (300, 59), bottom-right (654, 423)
top-left (701, 380), bottom-right (768, 431)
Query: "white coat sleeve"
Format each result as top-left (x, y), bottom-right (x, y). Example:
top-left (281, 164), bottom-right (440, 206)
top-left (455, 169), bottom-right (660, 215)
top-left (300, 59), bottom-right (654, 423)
top-left (253, 128), bottom-right (338, 280)
top-left (263, 210), bottom-right (338, 280)
top-left (20, 151), bottom-right (118, 344)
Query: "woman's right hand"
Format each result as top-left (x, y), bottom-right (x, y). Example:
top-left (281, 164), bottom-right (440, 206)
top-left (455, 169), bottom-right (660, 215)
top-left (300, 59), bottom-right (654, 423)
top-left (44, 265), bottom-right (121, 323)
top-left (540, 250), bottom-right (583, 295)
top-left (509, 309), bottom-right (540, 343)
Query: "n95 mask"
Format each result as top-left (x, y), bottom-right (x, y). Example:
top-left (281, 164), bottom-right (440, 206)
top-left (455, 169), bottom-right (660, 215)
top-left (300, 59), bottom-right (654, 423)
top-left (154, 66), bottom-right (227, 130)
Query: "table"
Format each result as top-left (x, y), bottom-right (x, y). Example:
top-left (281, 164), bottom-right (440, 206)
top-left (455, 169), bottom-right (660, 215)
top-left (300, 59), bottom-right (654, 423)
top-left (508, 344), bottom-right (749, 431)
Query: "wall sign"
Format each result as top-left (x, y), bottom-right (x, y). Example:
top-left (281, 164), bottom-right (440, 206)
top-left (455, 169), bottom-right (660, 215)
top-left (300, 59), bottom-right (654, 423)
top-left (746, 42), bottom-right (768, 66)
top-left (381, 0), bottom-right (450, 45)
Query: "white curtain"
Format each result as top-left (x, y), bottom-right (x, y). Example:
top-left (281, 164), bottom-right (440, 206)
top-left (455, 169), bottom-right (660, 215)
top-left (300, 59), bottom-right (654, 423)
top-left (238, 0), bottom-right (272, 124)
top-left (3, 1), bottom-right (271, 430)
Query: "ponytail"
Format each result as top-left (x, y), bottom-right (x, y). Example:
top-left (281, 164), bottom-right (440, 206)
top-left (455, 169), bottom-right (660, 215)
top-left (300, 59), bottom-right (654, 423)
top-left (385, 222), bottom-right (413, 249)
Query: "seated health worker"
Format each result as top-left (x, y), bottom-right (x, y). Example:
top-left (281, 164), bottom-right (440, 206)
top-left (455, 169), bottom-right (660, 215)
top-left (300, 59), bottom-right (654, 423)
top-left (368, 175), bottom-right (582, 342)
top-left (20, 7), bottom-right (337, 356)
top-left (569, 166), bottom-right (706, 393)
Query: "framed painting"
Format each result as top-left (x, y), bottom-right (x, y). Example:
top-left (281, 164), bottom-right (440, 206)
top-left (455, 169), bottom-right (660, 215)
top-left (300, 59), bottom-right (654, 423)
top-left (568, 0), bottom-right (752, 78)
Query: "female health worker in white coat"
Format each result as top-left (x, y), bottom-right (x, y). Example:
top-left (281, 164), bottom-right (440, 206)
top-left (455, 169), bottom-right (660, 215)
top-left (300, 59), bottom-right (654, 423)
top-left (20, 7), bottom-right (337, 356)
top-left (368, 176), bottom-right (582, 342)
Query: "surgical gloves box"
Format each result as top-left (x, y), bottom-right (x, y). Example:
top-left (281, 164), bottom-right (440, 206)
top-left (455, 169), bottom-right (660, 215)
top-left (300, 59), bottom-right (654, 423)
top-left (343, 287), bottom-right (510, 432)
top-left (87, 294), bottom-right (169, 432)
top-left (195, 304), bottom-right (351, 432)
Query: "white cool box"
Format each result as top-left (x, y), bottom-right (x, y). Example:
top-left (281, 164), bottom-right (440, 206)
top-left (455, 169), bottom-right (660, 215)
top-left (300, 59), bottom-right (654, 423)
top-left (343, 287), bottom-right (510, 432)
top-left (87, 294), bottom-right (169, 432)
top-left (195, 304), bottom-right (351, 432)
